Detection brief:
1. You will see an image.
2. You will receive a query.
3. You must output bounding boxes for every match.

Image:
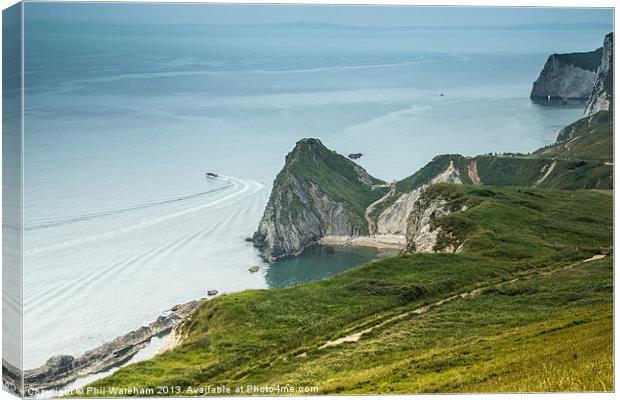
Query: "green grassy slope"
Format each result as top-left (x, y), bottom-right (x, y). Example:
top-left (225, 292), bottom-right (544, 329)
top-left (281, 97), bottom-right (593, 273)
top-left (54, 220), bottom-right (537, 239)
top-left (377, 110), bottom-right (612, 220)
top-left (475, 110), bottom-right (613, 188)
top-left (79, 185), bottom-right (613, 395)
top-left (270, 138), bottom-right (387, 234)
top-left (475, 156), bottom-right (612, 189)
top-left (371, 152), bottom-right (611, 222)
top-left (243, 258), bottom-right (612, 394)
top-left (535, 110), bottom-right (613, 162)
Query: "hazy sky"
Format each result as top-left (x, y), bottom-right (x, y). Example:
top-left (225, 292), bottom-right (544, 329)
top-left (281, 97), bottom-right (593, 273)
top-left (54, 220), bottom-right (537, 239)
top-left (24, 3), bottom-right (613, 28)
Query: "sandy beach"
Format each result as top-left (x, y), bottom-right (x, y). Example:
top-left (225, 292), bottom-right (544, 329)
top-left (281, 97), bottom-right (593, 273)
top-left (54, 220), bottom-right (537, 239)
top-left (319, 234), bottom-right (406, 250)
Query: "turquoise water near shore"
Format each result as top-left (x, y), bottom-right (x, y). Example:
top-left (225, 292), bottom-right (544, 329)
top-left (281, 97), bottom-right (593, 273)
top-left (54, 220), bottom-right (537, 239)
top-left (19, 7), bottom-right (610, 369)
top-left (266, 246), bottom-right (399, 288)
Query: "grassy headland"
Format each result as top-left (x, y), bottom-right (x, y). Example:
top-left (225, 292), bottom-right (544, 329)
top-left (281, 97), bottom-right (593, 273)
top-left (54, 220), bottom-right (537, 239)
top-left (79, 184), bottom-right (613, 395)
top-left (368, 111), bottom-right (613, 221)
top-left (269, 138), bottom-right (387, 235)
top-left (535, 110), bottom-right (613, 161)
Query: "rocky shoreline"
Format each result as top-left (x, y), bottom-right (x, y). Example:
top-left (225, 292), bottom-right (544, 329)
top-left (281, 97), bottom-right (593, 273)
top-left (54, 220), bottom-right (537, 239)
top-left (3, 299), bottom-right (204, 395)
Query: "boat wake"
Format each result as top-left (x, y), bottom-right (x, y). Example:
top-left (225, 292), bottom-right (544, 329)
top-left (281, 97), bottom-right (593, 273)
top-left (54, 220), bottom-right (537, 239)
top-left (23, 174), bottom-right (268, 371)
top-left (24, 179), bottom-right (236, 231)
top-left (25, 176), bottom-right (264, 256)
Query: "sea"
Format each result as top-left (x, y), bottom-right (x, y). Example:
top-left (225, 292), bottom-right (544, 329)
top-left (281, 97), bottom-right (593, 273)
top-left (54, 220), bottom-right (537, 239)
top-left (19, 20), bottom-right (609, 370)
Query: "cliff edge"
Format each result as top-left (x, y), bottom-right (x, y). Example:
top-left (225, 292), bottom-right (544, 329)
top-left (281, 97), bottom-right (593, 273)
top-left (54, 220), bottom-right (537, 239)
top-left (530, 48), bottom-right (602, 101)
top-left (585, 32), bottom-right (613, 116)
top-left (252, 138), bottom-right (386, 261)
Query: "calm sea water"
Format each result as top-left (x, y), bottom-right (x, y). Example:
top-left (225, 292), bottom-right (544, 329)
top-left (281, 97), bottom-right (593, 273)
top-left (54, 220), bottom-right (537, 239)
top-left (20, 20), bottom-right (607, 368)
top-left (266, 245), bottom-right (398, 288)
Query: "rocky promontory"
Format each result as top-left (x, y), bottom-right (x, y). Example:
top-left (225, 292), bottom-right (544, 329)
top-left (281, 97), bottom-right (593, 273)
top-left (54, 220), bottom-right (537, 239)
top-left (530, 48), bottom-right (602, 101)
top-left (253, 33), bottom-right (614, 262)
top-left (252, 138), bottom-right (386, 261)
top-left (253, 138), bottom-right (613, 262)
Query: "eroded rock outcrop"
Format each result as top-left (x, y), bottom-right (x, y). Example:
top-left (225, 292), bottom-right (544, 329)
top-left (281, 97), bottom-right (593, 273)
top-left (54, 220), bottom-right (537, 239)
top-left (586, 32), bottom-right (613, 116)
top-left (530, 48), bottom-right (602, 101)
top-left (405, 195), bottom-right (452, 253)
top-left (405, 186), bottom-right (477, 253)
top-left (376, 159), bottom-right (464, 235)
top-left (253, 177), bottom-right (355, 260)
top-left (253, 138), bottom-right (385, 261)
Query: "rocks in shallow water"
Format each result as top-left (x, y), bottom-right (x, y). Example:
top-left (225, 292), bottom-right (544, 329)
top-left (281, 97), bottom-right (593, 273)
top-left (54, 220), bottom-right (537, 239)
top-left (45, 355), bottom-right (75, 371)
top-left (248, 265), bottom-right (260, 273)
top-left (348, 153), bottom-right (363, 159)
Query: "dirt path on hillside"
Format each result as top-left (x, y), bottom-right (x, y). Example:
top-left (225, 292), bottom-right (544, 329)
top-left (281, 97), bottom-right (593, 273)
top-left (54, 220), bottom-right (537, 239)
top-left (319, 254), bottom-right (607, 349)
top-left (365, 183), bottom-right (396, 234)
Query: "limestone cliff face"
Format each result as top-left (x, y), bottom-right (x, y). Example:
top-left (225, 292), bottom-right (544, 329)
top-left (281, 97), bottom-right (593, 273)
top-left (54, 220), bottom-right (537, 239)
top-left (404, 187), bottom-right (473, 253)
top-left (253, 138), bottom-right (383, 261)
top-left (376, 159), bottom-right (464, 235)
top-left (376, 188), bottom-right (425, 235)
top-left (405, 196), bottom-right (451, 253)
top-left (383, 161), bottom-right (468, 253)
top-left (586, 32), bottom-right (613, 116)
top-left (530, 48), bottom-right (602, 101)
top-left (253, 175), bottom-right (358, 261)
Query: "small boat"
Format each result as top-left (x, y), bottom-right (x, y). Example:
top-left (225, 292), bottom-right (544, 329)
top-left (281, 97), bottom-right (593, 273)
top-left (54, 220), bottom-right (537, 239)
top-left (348, 153), bottom-right (363, 160)
top-left (206, 172), bottom-right (218, 178)
top-left (207, 289), bottom-right (218, 296)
